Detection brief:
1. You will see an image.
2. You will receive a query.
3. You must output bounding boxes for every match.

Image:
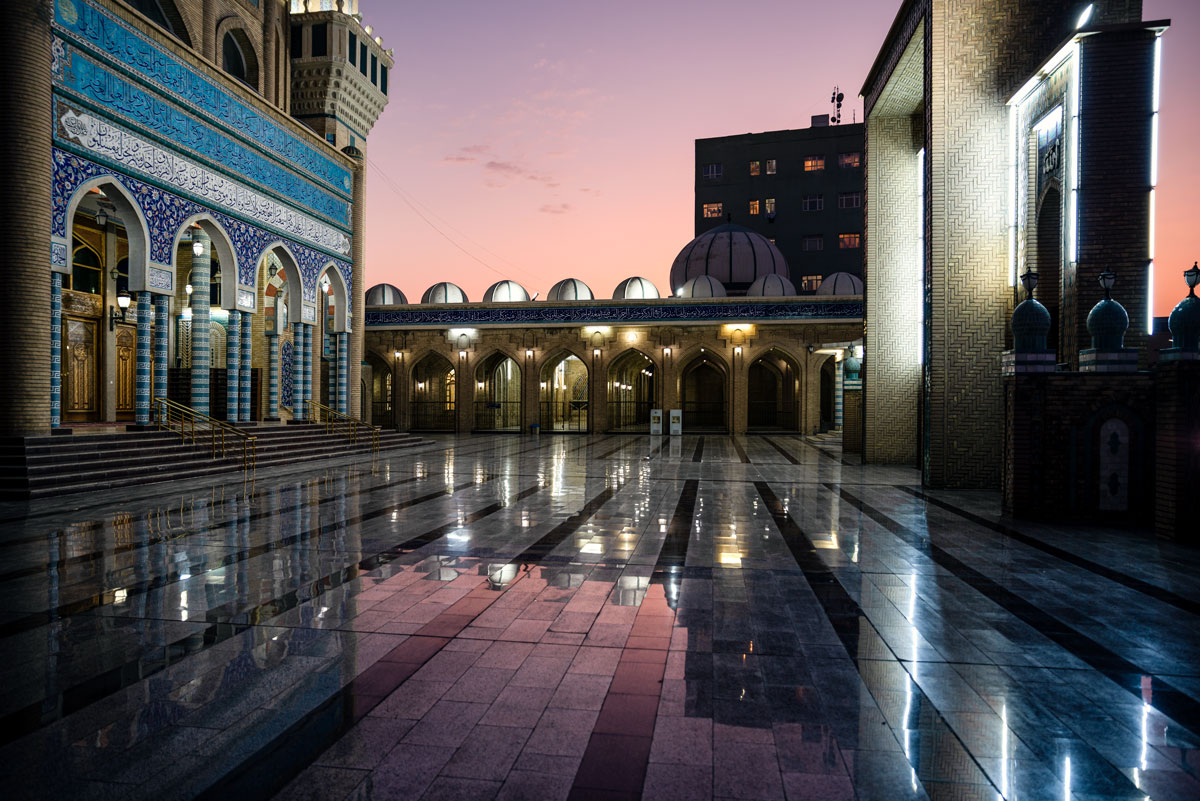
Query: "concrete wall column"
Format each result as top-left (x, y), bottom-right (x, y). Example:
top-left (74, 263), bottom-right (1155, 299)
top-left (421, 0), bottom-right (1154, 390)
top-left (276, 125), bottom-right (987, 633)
top-left (153, 295), bottom-right (168, 411)
top-left (135, 292), bottom-right (152, 425)
top-left (337, 332), bottom-right (348, 414)
top-left (268, 333), bottom-right (280, 420)
top-left (292, 322), bottom-right (304, 420)
top-left (190, 231), bottom-right (212, 414)
top-left (226, 309), bottom-right (241, 421)
top-left (342, 147), bottom-right (366, 420)
top-left (50, 273), bottom-right (62, 428)
top-left (239, 312), bottom-right (251, 421)
top-left (1, 0), bottom-right (52, 434)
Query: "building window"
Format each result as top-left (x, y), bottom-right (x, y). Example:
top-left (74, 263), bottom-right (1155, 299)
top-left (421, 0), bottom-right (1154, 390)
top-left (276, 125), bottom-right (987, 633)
top-left (765, 198), bottom-right (776, 214)
top-left (702, 163), bottom-right (722, 180)
top-left (802, 235), bottom-right (824, 252)
top-left (290, 24), bottom-right (303, 58)
top-left (749, 161), bottom-right (760, 176)
top-left (371, 53), bottom-right (378, 84)
top-left (749, 200), bottom-right (760, 215)
top-left (839, 233), bottom-right (861, 249)
top-left (325, 133), bottom-right (336, 145)
top-left (359, 43), bottom-right (368, 75)
top-left (804, 155), bottom-right (824, 171)
top-left (222, 32), bottom-right (249, 85)
top-left (839, 152), bottom-right (862, 168)
top-left (838, 191), bottom-right (862, 209)
top-left (766, 159), bottom-right (776, 175)
top-left (800, 275), bottom-right (823, 292)
top-left (380, 65), bottom-right (388, 95)
top-left (70, 238), bottom-right (102, 295)
top-left (802, 194), bottom-right (824, 212)
top-left (702, 203), bottom-right (724, 219)
top-left (349, 32), bottom-right (357, 65)
top-left (311, 23), bottom-right (327, 58)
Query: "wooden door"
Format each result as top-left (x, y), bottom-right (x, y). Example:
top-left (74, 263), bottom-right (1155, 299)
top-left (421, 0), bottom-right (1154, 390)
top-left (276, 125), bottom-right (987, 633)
top-left (64, 317), bottom-right (99, 422)
top-left (115, 324), bottom-right (136, 419)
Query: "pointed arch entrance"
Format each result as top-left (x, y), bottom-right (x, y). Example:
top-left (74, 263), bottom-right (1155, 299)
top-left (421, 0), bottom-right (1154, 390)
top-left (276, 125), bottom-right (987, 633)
top-left (607, 349), bottom-right (656, 432)
top-left (747, 348), bottom-right (800, 431)
top-left (411, 353), bottom-right (456, 431)
top-left (474, 352), bottom-right (522, 431)
top-left (539, 352), bottom-right (589, 431)
top-left (680, 351), bottom-right (727, 431)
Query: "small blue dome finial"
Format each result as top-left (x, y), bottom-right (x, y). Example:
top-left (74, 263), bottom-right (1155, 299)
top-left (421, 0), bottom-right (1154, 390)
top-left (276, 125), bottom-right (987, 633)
top-left (1086, 270), bottom-right (1129, 351)
top-left (1167, 262), bottom-right (1200, 352)
top-left (1012, 270), bottom-right (1052, 352)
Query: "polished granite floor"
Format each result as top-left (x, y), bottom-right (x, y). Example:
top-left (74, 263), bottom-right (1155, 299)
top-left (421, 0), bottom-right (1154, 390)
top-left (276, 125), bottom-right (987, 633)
top-left (0, 432), bottom-right (1197, 801)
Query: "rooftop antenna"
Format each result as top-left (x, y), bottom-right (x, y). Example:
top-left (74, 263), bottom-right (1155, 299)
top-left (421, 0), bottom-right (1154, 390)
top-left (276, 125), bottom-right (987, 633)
top-left (830, 86), bottom-right (844, 125)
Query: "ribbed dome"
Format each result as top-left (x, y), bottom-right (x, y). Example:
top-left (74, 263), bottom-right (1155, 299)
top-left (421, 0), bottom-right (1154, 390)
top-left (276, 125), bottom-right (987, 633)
top-left (1087, 298), bottom-right (1129, 351)
top-left (547, 278), bottom-right (593, 301)
top-left (1169, 294), bottom-right (1200, 352)
top-left (612, 276), bottom-right (660, 300)
top-left (678, 275), bottom-right (727, 298)
top-left (482, 280), bottom-right (530, 303)
top-left (1011, 298), bottom-right (1052, 352)
top-left (365, 283), bottom-right (407, 306)
top-left (747, 274), bottom-right (796, 297)
top-left (814, 272), bottom-right (864, 296)
top-left (669, 224), bottom-right (788, 294)
top-left (422, 282), bottom-right (469, 304)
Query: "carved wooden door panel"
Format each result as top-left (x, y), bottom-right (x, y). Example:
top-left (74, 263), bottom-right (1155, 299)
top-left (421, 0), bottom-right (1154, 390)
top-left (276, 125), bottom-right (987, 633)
top-left (115, 324), bottom-right (136, 418)
top-left (64, 317), bottom-right (99, 422)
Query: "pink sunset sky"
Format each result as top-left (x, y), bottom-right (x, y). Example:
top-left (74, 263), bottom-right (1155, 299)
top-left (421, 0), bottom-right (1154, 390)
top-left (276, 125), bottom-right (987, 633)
top-left (359, 0), bottom-right (1198, 316)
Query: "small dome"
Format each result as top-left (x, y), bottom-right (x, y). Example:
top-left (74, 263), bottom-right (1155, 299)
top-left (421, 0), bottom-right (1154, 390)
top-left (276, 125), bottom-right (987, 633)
top-left (365, 283), bottom-right (407, 306)
top-left (669, 224), bottom-right (788, 294)
top-left (482, 280), bottom-right (530, 303)
top-left (814, 272), bottom-right (864, 295)
top-left (612, 276), bottom-right (660, 300)
top-left (844, 352), bottom-right (861, 380)
top-left (547, 278), bottom-right (593, 301)
top-left (1087, 298), bottom-right (1129, 351)
top-left (1012, 298), bottom-right (1052, 352)
top-left (747, 274), bottom-right (797, 297)
top-left (678, 275), bottom-right (727, 298)
top-left (422, 282), bottom-right (469, 304)
top-left (1168, 293), bottom-right (1200, 353)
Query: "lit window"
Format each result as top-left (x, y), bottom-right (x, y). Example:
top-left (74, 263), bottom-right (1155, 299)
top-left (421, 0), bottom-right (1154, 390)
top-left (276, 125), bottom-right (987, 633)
top-left (802, 236), bottom-right (823, 252)
top-left (766, 159), bottom-right (776, 174)
top-left (702, 203), bottom-right (724, 218)
top-left (749, 200), bottom-right (760, 215)
top-left (765, 198), bottom-right (776, 214)
top-left (839, 233), bottom-right (861, 249)
top-left (801, 275), bottom-right (823, 292)
top-left (802, 194), bottom-right (824, 212)
top-left (838, 191), bottom-right (862, 209)
top-left (749, 161), bottom-right (760, 176)
top-left (768, 238), bottom-right (776, 244)
top-left (702, 163), bottom-right (722, 180)
top-left (839, 152), bottom-right (862, 168)
top-left (804, 155), bottom-right (824, 171)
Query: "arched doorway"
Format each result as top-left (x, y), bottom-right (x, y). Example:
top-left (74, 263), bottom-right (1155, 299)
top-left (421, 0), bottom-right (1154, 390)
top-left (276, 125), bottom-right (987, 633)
top-left (1036, 186), bottom-right (1062, 356)
top-left (607, 350), bottom-right (656, 432)
top-left (366, 352), bottom-right (393, 428)
top-left (680, 351), bottom-right (727, 431)
top-left (539, 352), bottom-right (588, 431)
top-left (747, 349), bottom-right (799, 430)
top-left (474, 352), bottom-right (522, 431)
top-left (410, 353), bottom-right (456, 431)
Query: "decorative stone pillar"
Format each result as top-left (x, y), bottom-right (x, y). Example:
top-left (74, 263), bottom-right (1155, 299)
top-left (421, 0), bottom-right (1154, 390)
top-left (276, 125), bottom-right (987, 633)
top-left (135, 292), bottom-right (152, 425)
top-left (303, 324), bottom-right (314, 417)
top-left (834, 358), bottom-right (844, 430)
top-left (239, 313), bottom-right (252, 422)
top-left (292, 321), bottom-right (304, 421)
top-left (337, 332), bottom-right (349, 414)
top-left (267, 333), bottom-right (280, 420)
top-left (153, 295), bottom-right (168, 409)
top-left (190, 231), bottom-right (212, 414)
top-left (227, 309), bottom-right (241, 421)
top-left (342, 146), bottom-right (366, 420)
top-left (50, 273), bottom-right (62, 428)
top-left (327, 334), bottom-right (336, 409)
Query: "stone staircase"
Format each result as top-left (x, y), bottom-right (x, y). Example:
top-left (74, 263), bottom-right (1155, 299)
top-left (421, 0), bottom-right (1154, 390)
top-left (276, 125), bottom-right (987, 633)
top-left (0, 424), bottom-right (433, 499)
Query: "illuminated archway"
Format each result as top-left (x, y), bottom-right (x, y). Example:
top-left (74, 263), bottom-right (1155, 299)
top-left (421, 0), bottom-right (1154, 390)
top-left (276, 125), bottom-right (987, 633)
top-left (474, 351), bottom-right (522, 431)
top-left (606, 349), bottom-right (656, 432)
top-left (747, 348), bottom-right (800, 430)
top-left (679, 351), bottom-right (727, 431)
top-left (539, 351), bottom-right (589, 432)
top-left (410, 352), bottom-right (456, 431)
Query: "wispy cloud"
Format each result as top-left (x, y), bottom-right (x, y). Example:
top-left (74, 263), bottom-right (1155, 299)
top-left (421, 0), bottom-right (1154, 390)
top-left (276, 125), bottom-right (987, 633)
top-left (540, 203), bottom-right (572, 215)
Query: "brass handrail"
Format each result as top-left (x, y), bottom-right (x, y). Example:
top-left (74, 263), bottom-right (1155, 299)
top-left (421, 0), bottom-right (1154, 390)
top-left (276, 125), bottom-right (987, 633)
top-left (307, 400), bottom-right (380, 454)
top-left (153, 397), bottom-right (257, 471)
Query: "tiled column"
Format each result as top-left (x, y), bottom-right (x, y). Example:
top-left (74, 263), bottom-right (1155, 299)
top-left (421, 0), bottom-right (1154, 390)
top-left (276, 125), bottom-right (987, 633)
top-left (239, 313), bottom-right (252, 422)
top-left (327, 335), bottom-right (336, 410)
top-left (834, 360), bottom-right (844, 430)
top-left (50, 273), bottom-right (61, 428)
top-left (268, 333), bottom-right (280, 420)
top-left (190, 231), bottom-right (211, 414)
top-left (135, 291), bottom-right (151, 426)
top-left (292, 322), bottom-right (304, 420)
top-left (303, 324), bottom-right (314, 417)
top-left (337, 332), bottom-right (348, 415)
top-left (226, 309), bottom-right (240, 422)
top-left (153, 295), bottom-right (168, 410)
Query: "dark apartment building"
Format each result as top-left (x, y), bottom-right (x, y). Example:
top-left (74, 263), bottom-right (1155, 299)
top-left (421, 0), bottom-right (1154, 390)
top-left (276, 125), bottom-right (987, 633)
top-left (695, 117), bottom-right (864, 293)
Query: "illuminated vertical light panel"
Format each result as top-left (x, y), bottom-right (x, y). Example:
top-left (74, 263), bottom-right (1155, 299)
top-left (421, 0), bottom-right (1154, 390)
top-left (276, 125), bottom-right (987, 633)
top-left (1068, 43), bottom-right (1081, 265)
top-left (916, 148), bottom-right (925, 365)
top-left (1008, 105), bottom-right (1018, 286)
top-left (1148, 34), bottom-right (1162, 333)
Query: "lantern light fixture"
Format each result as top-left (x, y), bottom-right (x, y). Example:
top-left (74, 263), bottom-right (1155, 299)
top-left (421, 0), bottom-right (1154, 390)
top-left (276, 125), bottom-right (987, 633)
top-left (192, 239), bottom-right (204, 257)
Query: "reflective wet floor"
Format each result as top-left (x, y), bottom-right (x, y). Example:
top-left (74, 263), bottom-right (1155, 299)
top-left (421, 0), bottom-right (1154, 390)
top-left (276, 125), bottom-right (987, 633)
top-left (0, 433), bottom-right (1197, 801)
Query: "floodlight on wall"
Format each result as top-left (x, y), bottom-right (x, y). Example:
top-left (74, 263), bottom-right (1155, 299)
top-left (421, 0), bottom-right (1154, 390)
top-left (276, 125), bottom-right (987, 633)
top-left (110, 290), bottom-right (131, 330)
top-left (1076, 3), bottom-right (1094, 29)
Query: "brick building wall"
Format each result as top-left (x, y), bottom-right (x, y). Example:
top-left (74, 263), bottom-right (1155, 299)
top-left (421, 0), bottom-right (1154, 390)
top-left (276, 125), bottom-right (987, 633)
top-left (1154, 360), bottom-right (1200, 541)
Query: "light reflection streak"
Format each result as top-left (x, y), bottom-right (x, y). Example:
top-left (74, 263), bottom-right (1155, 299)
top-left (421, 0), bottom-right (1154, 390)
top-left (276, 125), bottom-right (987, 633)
top-left (1064, 755), bottom-right (1071, 801)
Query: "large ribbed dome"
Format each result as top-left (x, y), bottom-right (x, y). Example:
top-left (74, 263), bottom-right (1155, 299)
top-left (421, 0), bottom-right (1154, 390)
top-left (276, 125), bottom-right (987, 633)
top-left (422, 282), bottom-right (469, 304)
top-left (678, 275), bottom-right (727, 298)
top-left (747, 274), bottom-right (796, 297)
top-left (482, 280), bottom-right (530, 303)
top-left (547, 278), bottom-right (593, 301)
top-left (612, 276), bottom-right (660, 300)
top-left (669, 224), bottom-right (788, 294)
top-left (814, 272), bottom-right (864, 295)
top-left (365, 283), bottom-right (407, 306)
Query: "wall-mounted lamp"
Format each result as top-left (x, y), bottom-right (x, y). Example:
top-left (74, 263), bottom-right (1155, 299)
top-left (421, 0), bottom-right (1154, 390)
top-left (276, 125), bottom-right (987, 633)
top-left (663, 347), bottom-right (671, 356)
top-left (477, 381), bottom-right (484, 389)
top-left (95, 209), bottom-right (108, 228)
top-left (459, 350), bottom-right (467, 359)
top-left (593, 348), bottom-right (601, 358)
top-left (393, 350), bottom-right (402, 359)
top-left (185, 283), bottom-right (193, 296)
top-left (192, 239), bottom-right (204, 257)
top-left (109, 290), bottom-right (131, 330)
top-left (320, 274), bottom-right (331, 294)
top-left (525, 349), bottom-right (533, 358)
top-left (540, 381), bottom-right (547, 389)
top-left (807, 344), bottom-right (815, 354)
top-left (734, 346), bottom-right (742, 356)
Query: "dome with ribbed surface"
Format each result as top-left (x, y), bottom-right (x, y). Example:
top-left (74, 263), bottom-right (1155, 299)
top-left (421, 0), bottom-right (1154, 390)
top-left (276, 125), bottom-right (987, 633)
top-left (422, 282), bottom-right (469, 304)
top-left (678, 275), bottom-right (727, 298)
top-left (669, 224), bottom-right (788, 295)
top-left (612, 276), bottom-right (660, 300)
top-left (365, 283), bottom-right (407, 306)
top-left (1168, 293), bottom-right (1200, 352)
top-left (1087, 298), bottom-right (1129, 351)
top-left (814, 272), bottom-right (864, 296)
top-left (547, 278), bottom-right (593, 301)
top-left (746, 274), bottom-right (796, 297)
top-left (1011, 297), bottom-right (1052, 352)
top-left (482, 280), bottom-right (530, 303)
